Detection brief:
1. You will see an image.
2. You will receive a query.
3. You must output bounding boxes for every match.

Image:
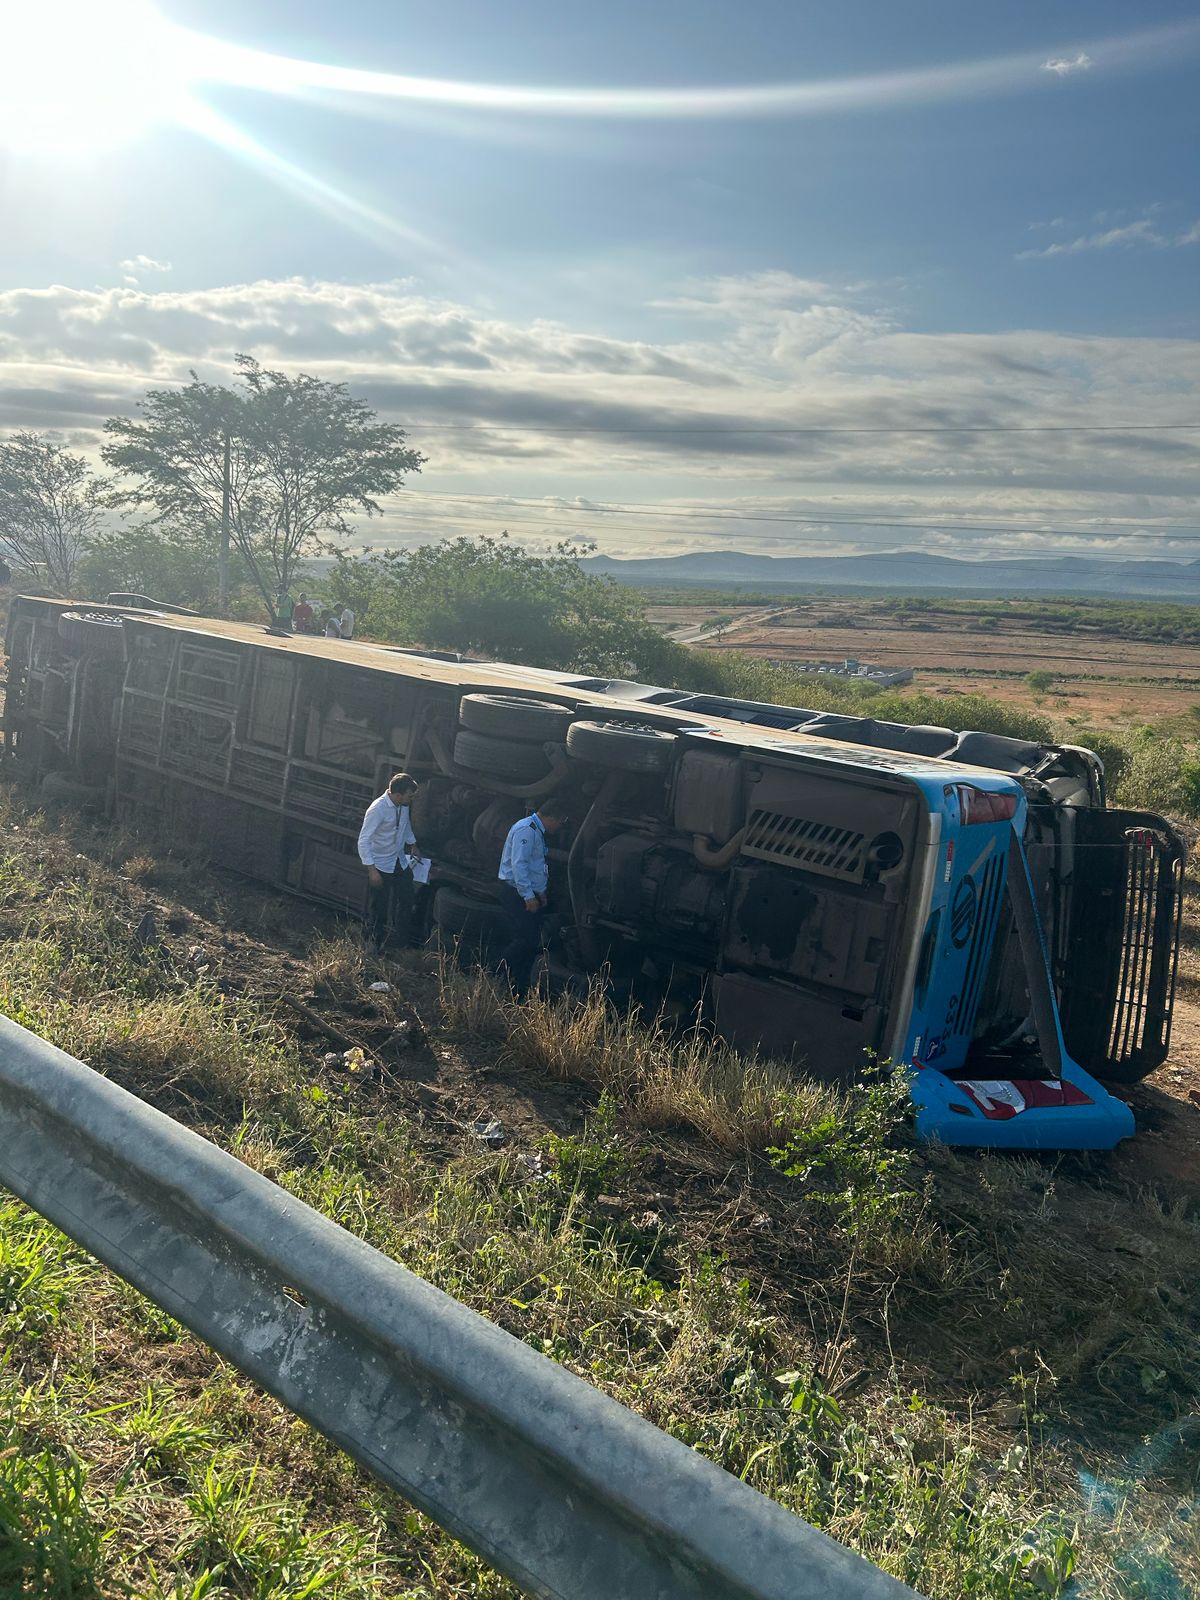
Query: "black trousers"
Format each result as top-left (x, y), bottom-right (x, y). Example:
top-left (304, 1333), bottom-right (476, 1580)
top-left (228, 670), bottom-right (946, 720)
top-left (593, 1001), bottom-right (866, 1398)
top-left (497, 883), bottom-right (544, 1000)
top-left (366, 865), bottom-right (415, 949)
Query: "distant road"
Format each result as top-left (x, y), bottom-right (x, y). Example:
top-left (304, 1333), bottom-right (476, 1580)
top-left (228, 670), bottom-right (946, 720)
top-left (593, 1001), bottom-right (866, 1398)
top-left (665, 606), bottom-right (782, 644)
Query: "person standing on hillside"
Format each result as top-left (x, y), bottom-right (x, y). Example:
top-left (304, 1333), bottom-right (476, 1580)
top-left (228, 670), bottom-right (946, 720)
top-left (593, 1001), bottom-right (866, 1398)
top-left (276, 589), bottom-right (295, 630)
top-left (292, 593), bottom-right (315, 633)
top-left (358, 773), bottom-right (421, 950)
top-left (339, 603), bottom-right (356, 640)
top-left (496, 798), bottom-right (567, 1000)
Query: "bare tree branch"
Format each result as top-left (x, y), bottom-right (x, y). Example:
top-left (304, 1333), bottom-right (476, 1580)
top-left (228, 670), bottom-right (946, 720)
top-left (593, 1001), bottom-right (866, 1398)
top-left (0, 432), bottom-right (104, 594)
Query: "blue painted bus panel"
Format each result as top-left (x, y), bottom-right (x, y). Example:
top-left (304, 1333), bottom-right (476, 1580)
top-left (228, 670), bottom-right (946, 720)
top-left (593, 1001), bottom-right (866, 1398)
top-left (901, 778), bottom-right (1021, 1077)
top-left (897, 775), bottom-right (1136, 1151)
top-left (910, 1062), bottom-right (1135, 1150)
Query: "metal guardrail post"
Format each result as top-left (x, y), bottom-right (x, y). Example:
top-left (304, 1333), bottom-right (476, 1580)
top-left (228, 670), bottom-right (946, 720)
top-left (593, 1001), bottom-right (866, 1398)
top-left (0, 1014), bottom-right (921, 1600)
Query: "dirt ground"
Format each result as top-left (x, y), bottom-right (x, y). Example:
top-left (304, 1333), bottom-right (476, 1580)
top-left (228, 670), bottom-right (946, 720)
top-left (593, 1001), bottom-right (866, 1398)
top-left (643, 604), bottom-right (765, 629)
top-left (1119, 994), bottom-right (1200, 1194)
top-left (698, 605), bottom-right (1200, 729)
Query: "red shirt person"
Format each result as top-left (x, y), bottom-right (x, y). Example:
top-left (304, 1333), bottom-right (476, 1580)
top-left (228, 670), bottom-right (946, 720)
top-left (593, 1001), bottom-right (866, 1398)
top-left (292, 594), bottom-right (315, 633)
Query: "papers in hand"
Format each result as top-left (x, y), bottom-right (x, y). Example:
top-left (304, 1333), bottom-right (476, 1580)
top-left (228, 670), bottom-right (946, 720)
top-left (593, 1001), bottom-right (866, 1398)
top-left (410, 856), bottom-right (431, 884)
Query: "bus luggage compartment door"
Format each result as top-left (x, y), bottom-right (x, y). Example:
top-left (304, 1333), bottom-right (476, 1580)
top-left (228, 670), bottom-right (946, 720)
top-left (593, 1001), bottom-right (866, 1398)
top-left (1057, 809), bottom-right (1185, 1083)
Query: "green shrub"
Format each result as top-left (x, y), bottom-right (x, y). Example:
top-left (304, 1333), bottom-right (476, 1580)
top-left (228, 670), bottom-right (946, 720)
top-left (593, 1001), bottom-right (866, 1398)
top-left (1111, 735), bottom-right (1200, 819)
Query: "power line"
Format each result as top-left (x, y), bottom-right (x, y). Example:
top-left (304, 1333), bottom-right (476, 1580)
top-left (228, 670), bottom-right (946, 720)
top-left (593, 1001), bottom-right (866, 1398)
top-left (404, 490), bottom-right (1200, 541)
top-left (401, 420), bottom-right (1200, 436)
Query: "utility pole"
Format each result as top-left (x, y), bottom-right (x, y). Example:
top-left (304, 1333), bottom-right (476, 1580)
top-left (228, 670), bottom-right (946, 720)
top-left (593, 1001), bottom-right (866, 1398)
top-left (218, 427), bottom-right (231, 615)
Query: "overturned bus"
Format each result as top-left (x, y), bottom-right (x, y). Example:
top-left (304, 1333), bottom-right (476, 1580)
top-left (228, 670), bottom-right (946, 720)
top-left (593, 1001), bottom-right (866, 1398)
top-left (3, 596), bottom-right (1185, 1152)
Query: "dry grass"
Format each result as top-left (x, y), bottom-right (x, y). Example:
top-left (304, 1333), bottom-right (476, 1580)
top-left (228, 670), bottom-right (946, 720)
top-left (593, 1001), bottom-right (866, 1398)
top-left (73, 988), bottom-right (304, 1119)
top-left (119, 852), bottom-right (158, 883)
top-left (306, 933), bottom-right (373, 997)
top-left (440, 969), bottom-right (828, 1154)
top-left (436, 952), bottom-right (508, 1042)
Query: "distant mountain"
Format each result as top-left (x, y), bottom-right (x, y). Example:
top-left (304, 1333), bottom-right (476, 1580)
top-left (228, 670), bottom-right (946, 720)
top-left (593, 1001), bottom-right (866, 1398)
top-left (582, 550), bottom-right (1200, 599)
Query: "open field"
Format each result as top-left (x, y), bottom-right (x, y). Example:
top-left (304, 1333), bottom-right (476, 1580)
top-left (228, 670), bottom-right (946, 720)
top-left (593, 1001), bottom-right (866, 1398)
top-left (686, 599), bottom-right (1200, 731)
top-left (643, 603), bottom-right (766, 628)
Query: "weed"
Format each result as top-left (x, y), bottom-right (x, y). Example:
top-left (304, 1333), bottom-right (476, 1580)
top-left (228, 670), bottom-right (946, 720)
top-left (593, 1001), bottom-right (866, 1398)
top-left (91, 1386), bottom-right (221, 1478)
top-left (307, 934), bottom-right (372, 1000)
top-left (436, 955), bottom-right (507, 1041)
top-left (768, 1064), bottom-right (919, 1238)
top-left (0, 1436), bottom-right (108, 1597)
top-left (0, 1202), bottom-right (84, 1342)
top-left (540, 1095), bottom-right (629, 1198)
top-left (121, 853), bottom-right (158, 883)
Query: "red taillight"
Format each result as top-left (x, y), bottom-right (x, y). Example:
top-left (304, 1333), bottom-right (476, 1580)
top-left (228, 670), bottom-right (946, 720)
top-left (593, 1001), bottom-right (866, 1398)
top-left (954, 785), bottom-right (1018, 825)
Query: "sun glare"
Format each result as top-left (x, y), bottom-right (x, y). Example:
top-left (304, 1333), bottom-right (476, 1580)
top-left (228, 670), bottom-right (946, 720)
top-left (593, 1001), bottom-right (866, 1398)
top-left (0, 0), bottom-right (187, 155)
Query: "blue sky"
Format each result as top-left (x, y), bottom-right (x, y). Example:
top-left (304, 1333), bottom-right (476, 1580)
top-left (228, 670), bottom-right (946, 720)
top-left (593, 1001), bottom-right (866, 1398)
top-left (1, 0), bottom-right (1197, 560)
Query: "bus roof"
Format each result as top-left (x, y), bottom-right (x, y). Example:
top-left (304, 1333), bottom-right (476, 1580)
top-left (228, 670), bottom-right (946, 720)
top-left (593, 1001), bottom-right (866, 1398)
top-left (14, 598), bottom-right (1053, 789)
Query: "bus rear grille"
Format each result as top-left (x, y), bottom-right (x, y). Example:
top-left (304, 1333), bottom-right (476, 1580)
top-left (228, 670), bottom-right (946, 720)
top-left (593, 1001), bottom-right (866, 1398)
top-left (742, 809), bottom-right (865, 881)
top-left (1106, 829), bottom-right (1180, 1071)
top-left (1058, 810), bottom-right (1184, 1079)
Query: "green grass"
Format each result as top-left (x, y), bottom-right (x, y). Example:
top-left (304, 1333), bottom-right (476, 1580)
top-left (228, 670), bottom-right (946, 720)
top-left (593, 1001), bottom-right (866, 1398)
top-left (0, 786), bottom-right (1197, 1598)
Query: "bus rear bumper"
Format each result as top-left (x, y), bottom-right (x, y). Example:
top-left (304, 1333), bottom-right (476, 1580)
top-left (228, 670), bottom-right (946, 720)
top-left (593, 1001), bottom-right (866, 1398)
top-left (909, 1061), bottom-right (1135, 1151)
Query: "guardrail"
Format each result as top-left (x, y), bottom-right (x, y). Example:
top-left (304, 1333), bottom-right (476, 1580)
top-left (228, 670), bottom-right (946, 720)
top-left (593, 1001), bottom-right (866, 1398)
top-left (0, 1014), bottom-right (921, 1600)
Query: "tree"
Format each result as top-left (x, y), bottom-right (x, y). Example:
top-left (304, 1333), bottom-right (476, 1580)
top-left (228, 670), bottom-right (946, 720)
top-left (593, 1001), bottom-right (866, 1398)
top-left (0, 431), bottom-right (103, 593)
top-left (102, 355), bottom-right (424, 616)
top-left (329, 534), bottom-right (658, 674)
top-left (321, 533), bottom-right (1058, 744)
top-left (76, 522), bottom-right (257, 614)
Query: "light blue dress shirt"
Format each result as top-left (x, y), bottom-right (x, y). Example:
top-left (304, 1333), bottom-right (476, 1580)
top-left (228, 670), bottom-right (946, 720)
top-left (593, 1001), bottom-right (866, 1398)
top-left (498, 813), bottom-right (548, 901)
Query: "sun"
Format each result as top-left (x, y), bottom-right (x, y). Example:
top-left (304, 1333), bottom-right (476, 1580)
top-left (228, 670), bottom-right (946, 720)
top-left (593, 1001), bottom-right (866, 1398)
top-left (0, 0), bottom-right (188, 155)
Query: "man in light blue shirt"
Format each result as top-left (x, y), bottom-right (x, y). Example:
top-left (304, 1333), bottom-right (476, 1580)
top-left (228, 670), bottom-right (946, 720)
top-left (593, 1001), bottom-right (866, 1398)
top-left (358, 772), bottom-right (420, 949)
top-left (497, 798), bottom-right (567, 999)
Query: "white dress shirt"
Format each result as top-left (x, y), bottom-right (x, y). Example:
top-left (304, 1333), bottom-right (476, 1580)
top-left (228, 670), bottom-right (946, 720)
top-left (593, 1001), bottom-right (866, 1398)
top-left (358, 794), bottom-right (417, 872)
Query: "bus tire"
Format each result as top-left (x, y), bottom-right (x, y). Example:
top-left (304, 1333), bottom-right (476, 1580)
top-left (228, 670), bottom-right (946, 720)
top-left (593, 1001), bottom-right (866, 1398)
top-left (459, 693), bottom-right (573, 741)
top-left (58, 611), bottom-right (126, 660)
top-left (453, 729), bottom-right (551, 783)
top-left (41, 770), bottom-right (107, 809)
top-left (431, 886), bottom-right (503, 951)
top-left (566, 719), bottom-right (678, 774)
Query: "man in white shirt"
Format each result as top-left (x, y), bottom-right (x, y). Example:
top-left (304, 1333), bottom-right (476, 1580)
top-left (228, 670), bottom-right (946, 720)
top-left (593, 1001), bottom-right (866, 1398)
top-left (496, 798), bottom-right (567, 999)
top-left (339, 605), bottom-right (356, 640)
top-left (358, 773), bottom-right (421, 949)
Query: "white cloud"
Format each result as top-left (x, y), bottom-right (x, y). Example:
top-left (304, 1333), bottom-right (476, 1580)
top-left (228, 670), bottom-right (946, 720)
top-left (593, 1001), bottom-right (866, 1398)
top-left (1017, 216), bottom-right (1200, 259)
top-left (654, 272), bottom-right (837, 314)
top-left (0, 273), bottom-right (1194, 560)
top-left (1041, 52), bottom-right (1092, 77)
top-left (119, 254), bottom-right (173, 285)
